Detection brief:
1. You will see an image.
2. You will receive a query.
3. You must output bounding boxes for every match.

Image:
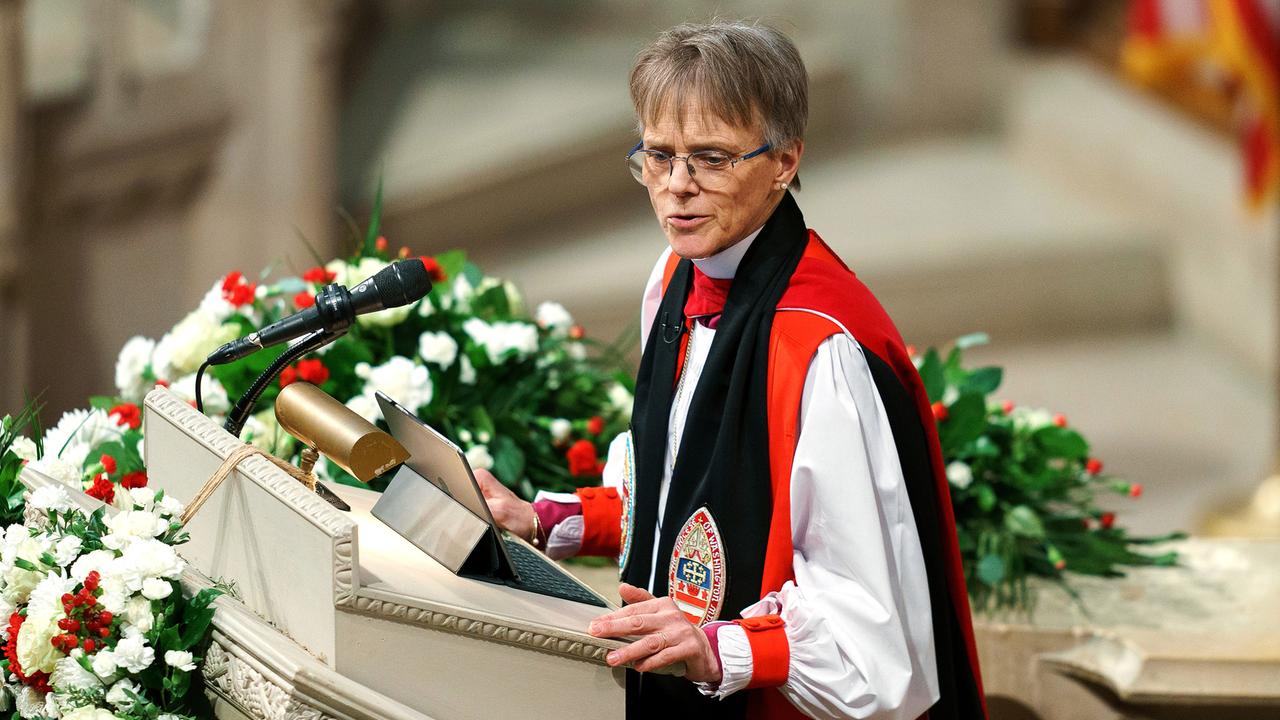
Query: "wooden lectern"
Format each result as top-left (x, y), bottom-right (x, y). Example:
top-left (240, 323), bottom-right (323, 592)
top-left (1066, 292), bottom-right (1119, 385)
top-left (134, 387), bottom-right (626, 720)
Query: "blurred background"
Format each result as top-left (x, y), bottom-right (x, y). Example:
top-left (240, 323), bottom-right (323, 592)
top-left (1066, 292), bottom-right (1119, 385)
top-left (0, 0), bottom-right (1276, 537)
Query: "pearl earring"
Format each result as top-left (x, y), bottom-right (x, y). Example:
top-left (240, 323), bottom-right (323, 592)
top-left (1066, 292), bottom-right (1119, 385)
top-left (778, 182), bottom-right (789, 191)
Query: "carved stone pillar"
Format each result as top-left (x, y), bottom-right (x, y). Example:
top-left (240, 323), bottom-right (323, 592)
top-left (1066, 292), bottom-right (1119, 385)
top-left (0, 0), bottom-right (26, 414)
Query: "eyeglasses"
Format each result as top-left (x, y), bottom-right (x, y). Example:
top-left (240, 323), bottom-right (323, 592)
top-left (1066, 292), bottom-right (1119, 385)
top-left (626, 141), bottom-right (772, 189)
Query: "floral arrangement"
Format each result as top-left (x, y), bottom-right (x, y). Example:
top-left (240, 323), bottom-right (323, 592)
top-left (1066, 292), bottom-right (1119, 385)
top-left (0, 482), bottom-right (218, 719)
top-left (1, 406), bottom-right (43, 527)
top-left (27, 199), bottom-right (632, 503)
top-left (920, 334), bottom-right (1180, 612)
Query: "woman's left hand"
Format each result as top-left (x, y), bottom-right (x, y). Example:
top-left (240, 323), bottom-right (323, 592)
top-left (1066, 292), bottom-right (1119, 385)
top-left (588, 583), bottom-right (722, 683)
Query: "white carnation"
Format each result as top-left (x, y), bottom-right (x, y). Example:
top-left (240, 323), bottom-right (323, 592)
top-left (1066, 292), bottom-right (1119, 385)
top-left (126, 487), bottom-right (156, 512)
top-left (69, 550), bottom-right (116, 583)
top-left (151, 310), bottom-right (239, 381)
top-left (109, 636), bottom-right (154, 674)
top-left (459, 355), bottom-right (476, 385)
top-left (344, 394), bottom-right (379, 424)
top-left (417, 332), bottom-right (458, 369)
top-left (104, 678), bottom-right (136, 709)
top-left (450, 275), bottom-right (474, 311)
top-left (549, 419), bottom-right (571, 443)
top-left (502, 280), bottom-right (524, 314)
top-left (114, 336), bottom-right (156, 403)
top-left (352, 357), bottom-right (433, 418)
top-left (141, 578), bottom-right (173, 600)
top-left (465, 445), bottom-right (494, 472)
top-left (163, 649), bottom-right (196, 672)
top-left (28, 485), bottom-right (74, 513)
top-left (108, 538), bottom-right (185, 593)
top-left (9, 436), bottom-right (38, 462)
top-left (535, 302), bottom-right (574, 335)
top-left (91, 648), bottom-right (119, 679)
top-left (567, 342), bottom-right (587, 361)
top-left (463, 319), bottom-right (539, 365)
top-left (196, 278), bottom-right (237, 322)
top-left (27, 457), bottom-right (83, 489)
top-left (52, 536), bottom-right (82, 568)
top-left (14, 686), bottom-right (45, 719)
top-left (102, 511), bottom-right (169, 550)
top-left (51, 654), bottom-right (101, 693)
top-left (946, 461), bottom-right (973, 489)
top-left (27, 573), bottom-right (74, 618)
top-left (63, 706), bottom-right (122, 720)
top-left (607, 384), bottom-right (633, 418)
top-left (168, 372), bottom-right (229, 415)
top-left (122, 595), bottom-right (154, 636)
top-left (155, 494), bottom-right (183, 519)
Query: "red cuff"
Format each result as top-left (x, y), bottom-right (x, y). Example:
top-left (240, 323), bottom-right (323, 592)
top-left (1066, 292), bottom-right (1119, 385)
top-left (575, 486), bottom-right (622, 556)
top-left (733, 614), bottom-right (789, 688)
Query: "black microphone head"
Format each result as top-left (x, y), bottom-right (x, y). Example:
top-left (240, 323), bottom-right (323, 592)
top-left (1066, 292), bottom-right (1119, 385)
top-left (369, 259), bottom-right (433, 309)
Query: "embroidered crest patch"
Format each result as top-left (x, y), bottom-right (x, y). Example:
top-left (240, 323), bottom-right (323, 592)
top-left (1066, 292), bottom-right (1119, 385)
top-left (668, 506), bottom-right (726, 626)
top-left (618, 431), bottom-right (636, 568)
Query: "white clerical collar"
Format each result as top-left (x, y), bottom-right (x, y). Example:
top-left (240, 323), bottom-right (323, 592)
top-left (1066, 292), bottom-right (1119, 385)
top-left (690, 226), bottom-right (764, 280)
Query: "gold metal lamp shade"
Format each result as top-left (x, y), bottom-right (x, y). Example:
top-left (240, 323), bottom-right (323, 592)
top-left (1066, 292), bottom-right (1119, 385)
top-left (274, 382), bottom-right (409, 483)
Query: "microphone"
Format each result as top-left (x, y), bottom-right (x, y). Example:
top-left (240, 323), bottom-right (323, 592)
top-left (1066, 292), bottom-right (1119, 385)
top-left (206, 259), bottom-right (432, 366)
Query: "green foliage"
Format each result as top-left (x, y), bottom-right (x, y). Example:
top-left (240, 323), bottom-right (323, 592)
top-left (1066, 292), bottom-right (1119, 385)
top-left (0, 399), bottom-right (43, 525)
top-left (924, 336), bottom-right (1183, 613)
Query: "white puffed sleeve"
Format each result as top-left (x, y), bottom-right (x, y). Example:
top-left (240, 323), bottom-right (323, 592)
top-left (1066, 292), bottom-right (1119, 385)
top-left (704, 334), bottom-right (939, 720)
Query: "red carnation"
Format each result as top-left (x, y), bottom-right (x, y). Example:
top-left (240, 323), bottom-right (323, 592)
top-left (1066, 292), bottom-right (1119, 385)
top-left (931, 402), bottom-right (949, 422)
top-left (566, 440), bottom-right (600, 477)
top-left (419, 256), bottom-right (447, 283)
top-left (586, 416), bottom-right (605, 435)
top-left (221, 271), bottom-right (244, 292)
top-left (86, 474), bottom-right (115, 505)
top-left (1052, 413), bottom-right (1068, 427)
top-left (296, 358), bottom-right (330, 386)
top-left (5, 612), bottom-right (51, 692)
top-left (294, 291), bottom-right (316, 309)
top-left (279, 366), bottom-right (299, 388)
top-left (1100, 512), bottom-right (1116, 529)
top-left (108, 403), bottom-right (142, 430)
top-left (1085, 458), bottom-right (1103, 475)
top-left (99, 454), bottom-right (117, 475)
top-left (302, 266), bottom-right (336, 284)
top-left (121, 471), bottom-right (148, 489)
top-left (221, 270), bottom-right (256, 307)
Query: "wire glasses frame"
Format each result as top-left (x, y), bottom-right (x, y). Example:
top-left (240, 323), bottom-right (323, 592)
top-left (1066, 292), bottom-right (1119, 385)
top-left (626, 141), bottom-right (772, 188)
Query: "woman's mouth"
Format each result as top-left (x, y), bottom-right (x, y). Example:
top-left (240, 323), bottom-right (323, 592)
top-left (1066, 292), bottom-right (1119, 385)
top-left (666, 214), bottom-right (709, 230)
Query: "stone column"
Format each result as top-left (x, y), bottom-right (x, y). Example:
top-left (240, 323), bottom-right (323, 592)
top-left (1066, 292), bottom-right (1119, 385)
top-left (0, 0), bottom-right (26, 414)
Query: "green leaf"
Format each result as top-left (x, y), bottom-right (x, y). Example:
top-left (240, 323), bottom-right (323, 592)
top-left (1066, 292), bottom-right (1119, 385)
top-left (955, 332), bottom-right (990, 350)
top-left (1004, 505), bottom-right (1046, 538)
top-left (938, 392), bottom-right (986, 450)
top-left (1033, 426), bottom-right (1089, 459)
top-left (962, 367), bottom-right (1003, 395)
top-left (975, 484), bottom-right (997, 512)
top-left (88, 396), bottom-right (117, 411)
top-left (919, 348), bottom-right (945, 402)
top-left (976, 554), bottom-right (1005, 585)
top-left (491, 435), bottom-right (526, 491)
top-left (177, 588), bottom-right (222, 650)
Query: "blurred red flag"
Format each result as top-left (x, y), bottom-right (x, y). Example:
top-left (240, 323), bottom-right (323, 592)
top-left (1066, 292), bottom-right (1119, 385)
top-left (1124, 0), bottom-right (1279, 211)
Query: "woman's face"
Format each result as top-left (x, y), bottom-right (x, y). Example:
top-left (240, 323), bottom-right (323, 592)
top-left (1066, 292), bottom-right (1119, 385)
top-left (642, 104), bottom-right (802, 259)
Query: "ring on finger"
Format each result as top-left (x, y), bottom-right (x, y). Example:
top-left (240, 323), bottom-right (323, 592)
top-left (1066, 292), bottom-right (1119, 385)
top-left (657, 631), bottom-right (669, 651)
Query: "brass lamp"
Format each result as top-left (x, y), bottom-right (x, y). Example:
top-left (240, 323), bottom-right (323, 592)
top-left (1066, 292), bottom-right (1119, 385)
top-left (274, 382), bottom-right (410, 484)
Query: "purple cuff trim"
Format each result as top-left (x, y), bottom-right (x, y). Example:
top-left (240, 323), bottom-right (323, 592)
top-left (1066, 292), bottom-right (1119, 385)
top-left (702, 621), bottom-right (729, 684)
top-left (533, 499), bottom-right (582, 539)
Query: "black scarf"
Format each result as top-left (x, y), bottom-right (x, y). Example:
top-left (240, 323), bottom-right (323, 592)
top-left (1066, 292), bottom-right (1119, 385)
top-left (623, 192), bottom-right (809, 717)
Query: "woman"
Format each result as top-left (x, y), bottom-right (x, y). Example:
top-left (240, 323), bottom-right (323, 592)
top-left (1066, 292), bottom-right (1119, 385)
top-left (479, 19), bottom-right (986, 720)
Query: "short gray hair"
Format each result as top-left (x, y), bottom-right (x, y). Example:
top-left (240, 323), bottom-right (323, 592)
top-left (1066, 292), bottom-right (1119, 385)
top-left (630, 20), bottom-right (809, 154)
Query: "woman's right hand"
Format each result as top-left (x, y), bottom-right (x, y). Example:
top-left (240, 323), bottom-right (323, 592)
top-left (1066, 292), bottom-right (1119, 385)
top-left (474, 468), bottom-right (536, 542)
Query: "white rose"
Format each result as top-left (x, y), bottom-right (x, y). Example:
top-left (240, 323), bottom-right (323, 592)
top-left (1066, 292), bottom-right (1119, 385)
top-left (122, 595), bottom-right (154, 636)
top-left (946, 461), bottom-right (974, 489)
top-left (109, 636), bottom-right (154, 674)
top-left (151, 310), bottom-right (239, 381)
top-left (104, 678), bottom-right (136, 709)
top-left (9, 436), bottom-right (38, 462)
top-left (114, 336), bottom-right (156, 403)
top-left (168, 372), bottom-right (229, 416)
top-left (141, 578), bottom-right (173, 600)
top-left (549, 419), bottom-right (571, 443)
top-left (27, 457), bottom-right (83, 489)
top-left (52, 536), bottom-right (82, 568)
top-left (163, 649), bottom-right (196, 672)
top-left (29, 486), bottom-right (73, 514)
top-left (534, 302), bottom-right (574, 335)
top-left (16, 609), bottom-right (63, 675)
top-left (417, 332), bottom-right (458, 369)
top-left (355, 357), bottom-right (433, 416)
top-left (465, 445), bottom-right (494, 472)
